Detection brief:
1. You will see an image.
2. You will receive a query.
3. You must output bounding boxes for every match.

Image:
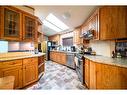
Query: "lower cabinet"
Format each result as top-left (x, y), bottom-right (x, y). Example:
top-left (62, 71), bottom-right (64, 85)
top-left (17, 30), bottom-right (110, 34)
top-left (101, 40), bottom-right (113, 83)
top-left (50, 51), bottom-right (67, 65)
top-left (0, 59), bottom-right (23, 89)
top-left (23, 58), bottom-right (38, 87)
top-left (84, 58), bottom-right (127, 89)
top-left (0, 57), bottom-right (40, 89)
top-left (1, 66), bottom-right (23, 89)
top-left (84, 59), bottom-right (90, 88)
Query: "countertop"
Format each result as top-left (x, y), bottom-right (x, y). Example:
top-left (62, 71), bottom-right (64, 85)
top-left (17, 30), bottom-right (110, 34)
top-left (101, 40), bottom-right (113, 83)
top-left (0, 52), bottom-right (46, 62)
top-left (50, 50), bottom-right (78, 54)
top-left (84, 55), bottom-right (127, 68)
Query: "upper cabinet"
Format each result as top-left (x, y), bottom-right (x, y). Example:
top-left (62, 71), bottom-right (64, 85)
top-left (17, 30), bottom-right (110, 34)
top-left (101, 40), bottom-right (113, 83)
top-left (48, 34), bottom-right (60, 45)
top-left (73, 27), bottom-right (83, 44)
top-left (0, 6), bottom-right (39, 42)
top-left (82, 6), bottom-right (127, 40)
top-left (23, 13), bottom-right (37, 42)
top-left (99, 6), bottom-right (127, 40)
top-left (0, 6), bottom-right (22, 41)
top-left (82, 9), bottom-right (99, 40)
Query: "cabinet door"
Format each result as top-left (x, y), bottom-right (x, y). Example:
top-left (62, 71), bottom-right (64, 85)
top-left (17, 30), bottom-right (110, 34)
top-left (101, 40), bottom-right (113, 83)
top-left (85, 59), bottom-right (90, 88)
top-left (118, 67), bottom-right (127, 89)
top-left (100, 6), bottom-right (127, 40)
top-left (23, 13), bottom-right (37, 42)
top-left (89, 61), bottom-right (96, 89)
top-left (23, 64), bottom-right (38, 86)
top-left (96, 63), bottom-right (120, 89)
top-left (73, 28), bottom-right (81, 44)
top-left (1, 7), bottom-right (22, 41)
top-left (90, 13), bottom-right (99, 40)
top-left (1, 66), bottom-right (23, 89)
top-left (61, 53), bottom-right (66, 65)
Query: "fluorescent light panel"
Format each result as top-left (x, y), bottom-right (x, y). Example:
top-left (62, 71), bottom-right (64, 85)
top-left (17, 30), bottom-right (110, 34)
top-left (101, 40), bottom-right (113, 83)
top-left (43, 20), bottom-right (62, 32)
top-left (46, 13), bottom-right (69, 30)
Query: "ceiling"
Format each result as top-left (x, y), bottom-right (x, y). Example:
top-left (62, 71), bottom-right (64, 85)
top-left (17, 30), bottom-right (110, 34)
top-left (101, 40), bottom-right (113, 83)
top-left (33, 6), bottom-right (96, 36)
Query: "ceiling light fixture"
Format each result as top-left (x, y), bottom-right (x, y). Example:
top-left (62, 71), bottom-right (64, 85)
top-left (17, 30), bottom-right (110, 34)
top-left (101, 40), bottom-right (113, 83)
top-left (43, 13), bottom-right (69, 32)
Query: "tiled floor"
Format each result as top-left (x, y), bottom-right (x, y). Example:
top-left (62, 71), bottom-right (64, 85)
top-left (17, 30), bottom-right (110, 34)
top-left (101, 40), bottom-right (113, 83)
top-left (27, 61), bottom-right (86, 90)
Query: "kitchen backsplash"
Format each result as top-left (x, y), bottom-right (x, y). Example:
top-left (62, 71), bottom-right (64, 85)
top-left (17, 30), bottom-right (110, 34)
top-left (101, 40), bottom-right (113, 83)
top-left (0, 41), bottom-right (8, 53)
top-left (89, 40), bottom-right (115, 57)
top-left (115, 42), bottom-right (127, 57)
top-left (0, 41), bottom-right (34, 52)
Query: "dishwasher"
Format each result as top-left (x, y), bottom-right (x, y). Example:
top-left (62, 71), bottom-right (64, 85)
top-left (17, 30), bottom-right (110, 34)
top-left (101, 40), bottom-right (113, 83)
top-left (66, 53), bottom-right (75, 69)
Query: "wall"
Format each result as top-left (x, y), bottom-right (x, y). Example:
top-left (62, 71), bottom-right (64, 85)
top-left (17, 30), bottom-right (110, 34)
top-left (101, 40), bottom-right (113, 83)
top-left (0, 41), bottom-right (8, 53)
top-left (7, 42), bottom-right (34, 51)
top-left (8, 42), bottom-right (20, 51)
top-left (89, 40), bottom-right (115, 57)
top-left (20, 42), bottom-right (34, 50)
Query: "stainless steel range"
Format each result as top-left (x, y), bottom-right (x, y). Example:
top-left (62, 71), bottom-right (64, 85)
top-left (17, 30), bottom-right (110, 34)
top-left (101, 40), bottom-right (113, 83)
top-left (74, 53), bottom-right (84, 84)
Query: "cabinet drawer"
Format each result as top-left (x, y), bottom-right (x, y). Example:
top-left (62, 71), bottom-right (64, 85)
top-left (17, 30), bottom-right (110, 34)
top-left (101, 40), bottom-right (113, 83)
top-left (0, 60), bottom-right (22, 69)
top-left (23, 57), bottom-right (38, 66)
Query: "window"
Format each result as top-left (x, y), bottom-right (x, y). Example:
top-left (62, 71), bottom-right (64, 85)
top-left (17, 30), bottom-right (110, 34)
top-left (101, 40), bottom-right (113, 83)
top-left (62, 37), bottom-right (73, 46)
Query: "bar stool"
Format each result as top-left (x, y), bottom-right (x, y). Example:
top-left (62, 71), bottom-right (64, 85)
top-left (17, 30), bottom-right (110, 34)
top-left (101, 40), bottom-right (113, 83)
top-left (0, 76), bottom-right (15, 89)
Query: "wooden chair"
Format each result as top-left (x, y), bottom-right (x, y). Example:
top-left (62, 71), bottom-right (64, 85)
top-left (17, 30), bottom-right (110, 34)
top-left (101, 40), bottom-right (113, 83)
top-left (0, 76), bottom-right (15, 89)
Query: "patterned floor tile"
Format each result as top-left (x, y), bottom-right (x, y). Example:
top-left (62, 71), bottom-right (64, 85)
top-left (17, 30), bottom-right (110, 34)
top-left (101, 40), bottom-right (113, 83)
top-left (27, 61), bottom-right (87, 90)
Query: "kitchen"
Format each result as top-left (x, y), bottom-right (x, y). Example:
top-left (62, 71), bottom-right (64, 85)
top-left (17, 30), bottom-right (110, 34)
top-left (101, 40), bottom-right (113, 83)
top-left (0, 6), bottom-right (127, 90)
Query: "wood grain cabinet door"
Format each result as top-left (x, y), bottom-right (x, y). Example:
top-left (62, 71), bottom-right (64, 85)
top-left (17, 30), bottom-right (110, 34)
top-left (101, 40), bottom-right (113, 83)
top-left (100, 6), bottom-right (127, 40)
top-left (23, 13), bottom-right (37, 42)
top-left (23, 64), bottom-right (38, 87)
top-left (96, 63), bottom-right (121, 89)
top-left (0, 6), bottom-right (22, 41)
top-left (85, 59), bottom-right (90, 88)
top-left (89, 61), bottom-right (96, 89)
top-left (1, 66), bottom-right (23, 89)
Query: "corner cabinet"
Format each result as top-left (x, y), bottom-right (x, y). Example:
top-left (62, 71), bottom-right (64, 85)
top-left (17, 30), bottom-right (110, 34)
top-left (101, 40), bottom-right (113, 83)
top-left (0, 6), bottom-right (22, 41)
top-left (0, 6), bottom-right (38, 42)
top-left (83, 58), bottom-right (127, 89)
top-left (23, 13), bottom-right (37, 42)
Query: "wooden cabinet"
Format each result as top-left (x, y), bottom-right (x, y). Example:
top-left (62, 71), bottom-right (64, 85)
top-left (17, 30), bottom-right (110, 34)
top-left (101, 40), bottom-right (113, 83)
top-left (0, 6), bottom-right (38, 42)
top-left (84, 58), bottom-right (127, 89)
top-left (96, 63), bottom-right (124, 89)
top-left (0, 60), bottom-right (23, 89)
top-left (0, 57), bottom-right (42, 89)
top-left (0, 6), bottom-right (22, 41)
top-left (38, 56), bottom-right (45, 79)
top-left (84, 58), bottom-right (90, 88)
top-left (60, 53), bottom-right (66, 65)
top-left (23, 58), bottom-right (38, 87)
top-left (99, 6), bottom-right (127, 40)
top-left (82, 9), bottom-right (99, 40)
top-left (23, 13), bottom-right (37, 42)
top-left (48, 34), bottom-right (60, 45)
top-left (2, 66), bottom-right (23, 89)
top-left (82, 6), bottom-right (127, 41)
top-left (73, 27), bottom-right (83, 44)
top-left (89, 61), bottom-right (96, 89)
top-left (50, 51), bottom-right (67, 65)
